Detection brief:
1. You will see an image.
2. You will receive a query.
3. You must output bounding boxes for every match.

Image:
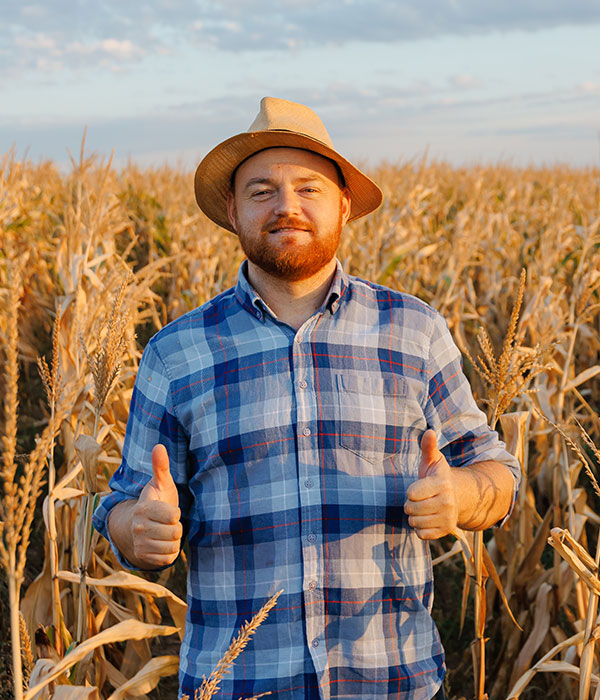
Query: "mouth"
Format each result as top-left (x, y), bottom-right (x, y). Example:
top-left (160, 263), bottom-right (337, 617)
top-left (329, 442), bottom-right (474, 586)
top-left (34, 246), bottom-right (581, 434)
top-left (267, 219), bottom-right (312, 235)
top-left (269, 227), bottom-right (309, 234)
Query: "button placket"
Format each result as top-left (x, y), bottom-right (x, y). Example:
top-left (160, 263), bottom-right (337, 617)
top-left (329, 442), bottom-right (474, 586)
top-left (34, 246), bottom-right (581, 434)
top-left (292, 327), bottom-right (326, 668)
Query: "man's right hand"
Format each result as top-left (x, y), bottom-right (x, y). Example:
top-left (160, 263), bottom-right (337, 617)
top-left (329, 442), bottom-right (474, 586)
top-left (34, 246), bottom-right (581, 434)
top-left (129, 444), bottom-right (182, 568)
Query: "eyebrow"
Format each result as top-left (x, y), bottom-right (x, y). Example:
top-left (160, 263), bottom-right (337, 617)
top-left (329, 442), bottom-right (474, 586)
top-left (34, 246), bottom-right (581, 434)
top-left (243, 177), bottom-right (272, 191)
top-left (243, 175), bottom-right (329, 191)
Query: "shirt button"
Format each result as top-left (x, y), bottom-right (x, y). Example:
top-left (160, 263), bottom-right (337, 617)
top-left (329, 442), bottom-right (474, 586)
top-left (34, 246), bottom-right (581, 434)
top-left (304, 479), bottom-right (313, 489)
top-left (312, 638), bottom-right (319, 648)
top-left (298, 379), bottom-right (308, 389)
top-left (302, 427), bottom-right (311, 437)
top-left (308, 581), bottom-right (317, 591)
top-left (307, 533), bottom-right (316, 543)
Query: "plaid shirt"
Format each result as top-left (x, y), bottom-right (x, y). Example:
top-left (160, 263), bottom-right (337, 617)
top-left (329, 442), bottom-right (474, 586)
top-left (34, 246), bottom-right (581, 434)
top-left (93, 260), bottom-right (519, 700)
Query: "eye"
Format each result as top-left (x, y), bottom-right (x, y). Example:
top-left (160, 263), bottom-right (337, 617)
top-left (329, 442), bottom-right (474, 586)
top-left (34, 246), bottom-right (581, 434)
top-left (251, 189), bottom-right (272, 198)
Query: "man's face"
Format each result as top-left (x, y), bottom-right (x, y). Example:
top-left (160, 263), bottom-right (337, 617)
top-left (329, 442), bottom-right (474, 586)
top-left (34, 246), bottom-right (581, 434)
top-left (227, 147), bottom-right (351, 282)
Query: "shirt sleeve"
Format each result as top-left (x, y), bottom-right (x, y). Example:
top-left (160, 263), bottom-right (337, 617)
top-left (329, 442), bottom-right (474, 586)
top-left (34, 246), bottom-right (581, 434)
top-left (92, 338), bottom-right (191, 569)
top-left (423, 310), bottom-right (521, 525)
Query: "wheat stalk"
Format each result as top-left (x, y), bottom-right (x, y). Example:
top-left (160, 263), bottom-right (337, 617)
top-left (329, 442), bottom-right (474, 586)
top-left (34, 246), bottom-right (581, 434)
top-left (534, 409), bottom-right (600, 498)
top-left (460, 268), bottom-right (559, 698)
top-left (0, 254), bottom-right (27, 700)
top-left (19, 612), bottom-right (34, 687)
top-left (76, 272), bottom-right (132, 646)
top-left (181, 590), bottom-right (282, 700)
top-left (37, 305), bottom-right (65, 655)
top-left (464, 269), bottom-right (552, 428)
top-left (0, 254), bottom-right (53, 699)
top-left (80, 272), bottom-right (132, 440)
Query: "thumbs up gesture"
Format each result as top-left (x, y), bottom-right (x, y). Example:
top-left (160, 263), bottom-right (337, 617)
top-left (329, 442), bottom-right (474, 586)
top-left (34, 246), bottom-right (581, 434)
top-left (131, 444), bottom-right (182, 567)
top-left (404, 430), bottom-right (458, 540)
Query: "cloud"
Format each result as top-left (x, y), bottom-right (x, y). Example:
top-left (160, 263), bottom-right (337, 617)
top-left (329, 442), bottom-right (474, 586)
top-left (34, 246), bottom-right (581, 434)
top-left (5, 31), bottom-right (146, 77)
top-left (449, 74), bottom-right (483, 90)
top-left (2, 3), bottom-right (166, 78)
top-left (3, 0), bottom-right (600, 80)
top-left (3, 78), bottom-right (599, 170)
top-left (578, 80), bottom-right (600, 94)
top-left (188, 0), bottom-right (600, 51)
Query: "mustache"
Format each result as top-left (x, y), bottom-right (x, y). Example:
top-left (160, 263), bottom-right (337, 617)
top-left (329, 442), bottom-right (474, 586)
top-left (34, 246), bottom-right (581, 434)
top-left (265, 217), bottom-right (315, 233)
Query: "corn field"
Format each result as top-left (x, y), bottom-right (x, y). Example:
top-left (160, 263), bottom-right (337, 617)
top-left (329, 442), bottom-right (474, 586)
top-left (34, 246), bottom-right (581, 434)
top-left (0, 145), bottom-right (599, 699)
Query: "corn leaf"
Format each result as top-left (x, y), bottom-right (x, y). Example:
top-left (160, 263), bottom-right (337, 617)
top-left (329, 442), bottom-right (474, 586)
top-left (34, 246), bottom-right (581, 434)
top-left (106, 654), bottom-right (180, 700)
top-left (24, 620), bottom-right (179, 700)
top-left (57, 569), bottom-right (187, 635)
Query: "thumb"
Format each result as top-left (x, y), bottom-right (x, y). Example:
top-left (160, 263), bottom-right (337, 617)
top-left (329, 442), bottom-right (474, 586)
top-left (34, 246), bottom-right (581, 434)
top-left (140, 444), bottom-right (178, 506)
top-left (418, 429), bottom-right (445, 479)
top-left (151, 444), bottom-right (173, 490)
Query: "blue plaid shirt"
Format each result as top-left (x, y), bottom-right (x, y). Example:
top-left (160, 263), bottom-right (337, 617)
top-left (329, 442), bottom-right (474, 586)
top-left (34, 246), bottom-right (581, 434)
top-left (93, 261), bottom-right (519, 700)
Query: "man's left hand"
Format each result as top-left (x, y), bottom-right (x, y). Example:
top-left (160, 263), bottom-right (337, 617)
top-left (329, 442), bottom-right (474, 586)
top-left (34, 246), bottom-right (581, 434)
top-left (404, 429), bottom-right (458, 540)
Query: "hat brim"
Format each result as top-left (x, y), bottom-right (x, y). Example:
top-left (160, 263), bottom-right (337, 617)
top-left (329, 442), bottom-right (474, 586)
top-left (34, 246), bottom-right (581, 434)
top-left (194, 130), bottom-right (383, 233)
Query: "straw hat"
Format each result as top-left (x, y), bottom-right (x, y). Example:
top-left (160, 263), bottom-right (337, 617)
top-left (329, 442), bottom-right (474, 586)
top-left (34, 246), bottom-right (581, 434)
top-left (194, 97), bottom-right (383, 233)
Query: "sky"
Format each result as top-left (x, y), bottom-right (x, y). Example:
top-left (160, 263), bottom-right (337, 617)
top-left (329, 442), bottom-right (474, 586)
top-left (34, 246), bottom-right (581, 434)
top-left (2, 0), bottom-right (600, 171)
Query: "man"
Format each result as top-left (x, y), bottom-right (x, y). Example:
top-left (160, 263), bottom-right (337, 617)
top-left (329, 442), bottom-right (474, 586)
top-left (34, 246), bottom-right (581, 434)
top-left (93, 97), bottom-right (520, 700)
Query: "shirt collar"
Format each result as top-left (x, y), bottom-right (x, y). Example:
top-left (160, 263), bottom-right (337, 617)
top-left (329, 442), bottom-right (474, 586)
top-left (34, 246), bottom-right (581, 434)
top-left (326, 259), bottom-right (345, 314)
top-left (234, 259), bottom-right (348, 322)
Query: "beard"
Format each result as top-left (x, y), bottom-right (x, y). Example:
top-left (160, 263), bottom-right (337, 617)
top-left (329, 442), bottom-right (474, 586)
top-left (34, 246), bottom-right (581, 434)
top-left (235, 212), bottom-right (343, 282)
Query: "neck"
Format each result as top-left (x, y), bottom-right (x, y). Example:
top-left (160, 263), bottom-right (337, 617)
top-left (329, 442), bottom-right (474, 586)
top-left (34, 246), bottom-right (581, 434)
top-left (246, 259), bottom-right (337, 330)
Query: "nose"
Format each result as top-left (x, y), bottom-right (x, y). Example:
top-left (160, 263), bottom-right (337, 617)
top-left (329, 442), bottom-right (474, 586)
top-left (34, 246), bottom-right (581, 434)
top-left (273, 184), bottom-right (301, 217)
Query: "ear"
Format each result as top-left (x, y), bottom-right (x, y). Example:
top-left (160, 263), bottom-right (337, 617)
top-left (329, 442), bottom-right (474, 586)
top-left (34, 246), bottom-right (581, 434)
top-left (226, 192), bottom-right (238, 233)
top-left (340, 187), bottom-right (351, 226)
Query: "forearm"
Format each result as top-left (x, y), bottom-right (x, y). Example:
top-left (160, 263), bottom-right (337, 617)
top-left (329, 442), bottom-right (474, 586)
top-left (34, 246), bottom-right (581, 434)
top-left (453, 460), bottom-right (515, 530)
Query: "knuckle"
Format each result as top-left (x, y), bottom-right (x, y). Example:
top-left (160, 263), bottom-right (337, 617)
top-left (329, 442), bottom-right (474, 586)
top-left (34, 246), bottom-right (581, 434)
top-left (159, 553), bottom-right (177, 566)
top-left (442, 493), bottom-right (453, 507)
top-left (133, 543), bottom-right (147, 560)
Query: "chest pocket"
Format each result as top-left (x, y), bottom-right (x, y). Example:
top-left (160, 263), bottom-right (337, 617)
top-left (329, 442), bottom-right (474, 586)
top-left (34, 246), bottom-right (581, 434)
top-left (335, 373), bottom-right (423, 464)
